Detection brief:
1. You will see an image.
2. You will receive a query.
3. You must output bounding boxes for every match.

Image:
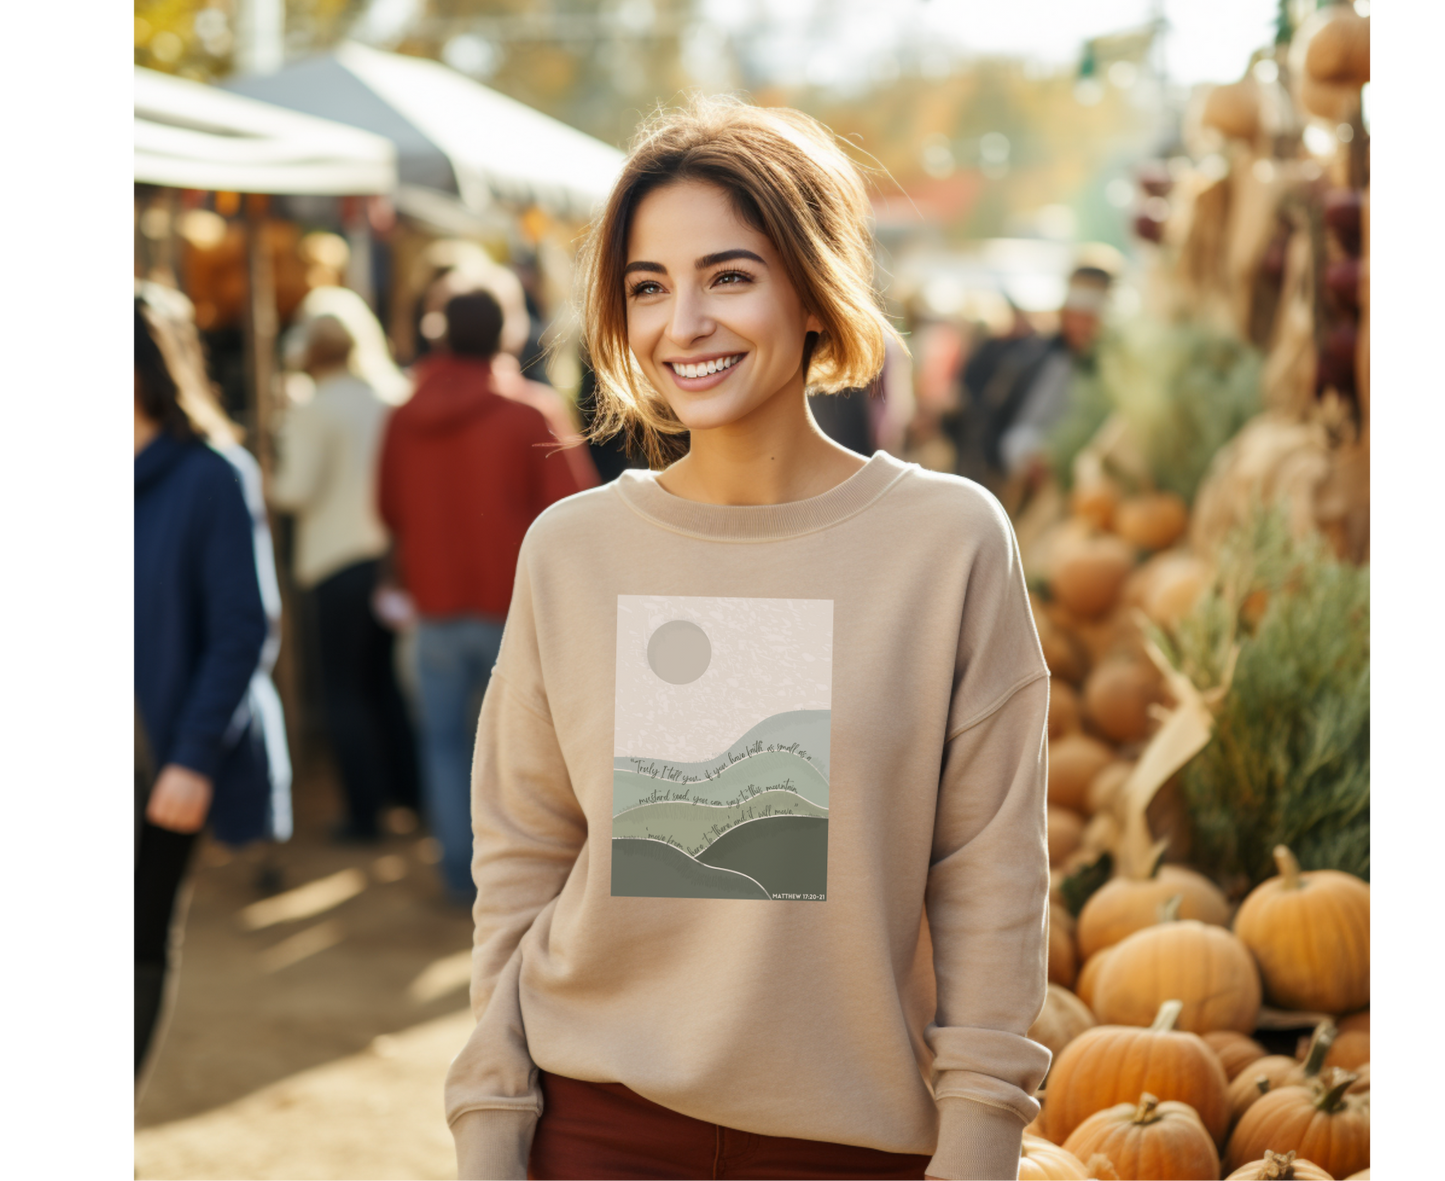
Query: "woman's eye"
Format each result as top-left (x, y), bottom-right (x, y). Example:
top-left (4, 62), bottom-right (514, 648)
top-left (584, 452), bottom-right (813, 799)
top-left (713, 270), bottom-right (753, 288)
top-left (628, 280), bottom-right (663, 298)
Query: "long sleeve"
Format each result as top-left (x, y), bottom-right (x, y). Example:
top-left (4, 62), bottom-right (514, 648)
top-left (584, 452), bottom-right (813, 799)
top-left (166, 465), bottom-right (268, 781)
top-left (445, 543), bottom-right (588, 1179)
top-left (267, 401), bottom-right (328, 512)
top-left (924, 493), bottom-right (1053, 1181)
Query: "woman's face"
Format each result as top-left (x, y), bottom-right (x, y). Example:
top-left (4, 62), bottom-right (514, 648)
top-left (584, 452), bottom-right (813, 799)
top-left (624, 180), bottom-right (822, 435)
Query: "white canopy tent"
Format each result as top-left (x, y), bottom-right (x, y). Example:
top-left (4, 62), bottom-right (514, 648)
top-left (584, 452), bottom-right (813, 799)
top-left (135, 66), bottom-right (397, 195)
top-left (223, 42), bottom-right (624, 220)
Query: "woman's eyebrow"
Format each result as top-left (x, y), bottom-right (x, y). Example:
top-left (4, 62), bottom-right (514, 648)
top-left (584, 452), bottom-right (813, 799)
top-left (697, 249), bottom-right (765, 269)
top-left (623, 260), bottom-right (666, 276)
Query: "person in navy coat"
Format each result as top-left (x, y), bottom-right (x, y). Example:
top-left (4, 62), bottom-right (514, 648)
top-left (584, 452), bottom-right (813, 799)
top-left (134, 287), bottom-right (289, 1088)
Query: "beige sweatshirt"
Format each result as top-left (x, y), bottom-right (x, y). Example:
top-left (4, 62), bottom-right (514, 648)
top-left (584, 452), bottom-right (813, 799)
top-left (445, 449), bottom-right (1053, 1181)
top-left (269, 373), bottom-right (391, 588)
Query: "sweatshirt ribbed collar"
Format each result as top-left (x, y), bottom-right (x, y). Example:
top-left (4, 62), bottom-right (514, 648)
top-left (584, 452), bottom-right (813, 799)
top-left (612, 449), bottom-right (913, 542)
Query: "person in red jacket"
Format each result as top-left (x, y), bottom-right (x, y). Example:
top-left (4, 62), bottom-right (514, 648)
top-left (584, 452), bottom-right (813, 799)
top-left (379, 290), bottom-right (592, 902)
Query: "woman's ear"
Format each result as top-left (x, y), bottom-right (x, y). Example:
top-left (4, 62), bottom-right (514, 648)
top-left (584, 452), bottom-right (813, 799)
top-left (804, 309), bottom-right (825, 335)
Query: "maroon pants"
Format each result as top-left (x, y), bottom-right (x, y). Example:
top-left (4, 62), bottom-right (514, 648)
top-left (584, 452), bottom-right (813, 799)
top-left (528, 1071), bottom-right (932, 1180)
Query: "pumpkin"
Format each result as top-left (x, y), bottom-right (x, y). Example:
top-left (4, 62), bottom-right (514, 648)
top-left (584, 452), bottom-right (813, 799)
top-left (1075, 948), bottom-right (1111, 1011)
top-left (1326, 1031), bottom-right (1369, 1072)
top-left (1203, 79), bottom-right (1262, 141)
top-left (1229, 1022), bottom-right (1349, 1127)
top-left (1050, 903), bottom-right (1078, 988)
top-left (1062, 1093), bottom-right (1219, 1180)
top-left (1072, 479), bottom-right (1121, 532)
top-left (1092, 902), bottom-right (1262, 1033)
top-left (1226, 1070), bottom-right (1370, 1179)
top-left (1077, 866), bottom-right (1231, 960)
top-left (1304, 11), bottom-right (1369, 86)
top-left (1113, 493), bottom-right (1188, 551)
top-left (1049, 807), bottom-right (1086, 866)
top-left (1345, 1173), bottom-right (1369, 1180)
top-left (1232, 845), bottom-right (1370, 1013)
top-left (1084, 760), bottom-right (1134, 818)
top-left (1141, 554), bottom-right (1211, 628)
top-left (1052, 535), bottom-right (1137, 619)
top-left (1030, 983), bottom-right (1099, 1061)
top-left (1337, 1010), bottom-right (1368, 1035)
top-left (1042, 999), bottom-right (1230, 1146)
top-left (1225, 1148), bottom-right (1335, 1180)
top-left (1203, 1030), bottom-right (1269, 1081)
top-left (1082, 659), bottom-right (1161, 745)
top-left (1019, 1133), bottom-right (1092, 1180)
top-left (1049, 679), bottom-right (1082, 738)
top-left (1228, 1057), bottom-right (1309, 1128)
top-left (1048, 733), bottom-right (1115, 812)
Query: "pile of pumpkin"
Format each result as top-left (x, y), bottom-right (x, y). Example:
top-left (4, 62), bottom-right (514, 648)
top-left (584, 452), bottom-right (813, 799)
top-left (1018, 845), bottom-right (1369, 1180)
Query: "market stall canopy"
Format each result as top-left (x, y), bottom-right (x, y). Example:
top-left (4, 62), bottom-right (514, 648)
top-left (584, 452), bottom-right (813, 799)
top-left (222, 42), bottom-right (625, 220)
top-left (135, 66), bottom-right (397, 195)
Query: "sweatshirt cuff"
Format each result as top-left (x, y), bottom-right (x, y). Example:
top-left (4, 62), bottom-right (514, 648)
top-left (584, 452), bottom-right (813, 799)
top-left (451, 1107), bottom-right (538, 1181)
top-left (927, 1097), bottom-right (1026, 1181)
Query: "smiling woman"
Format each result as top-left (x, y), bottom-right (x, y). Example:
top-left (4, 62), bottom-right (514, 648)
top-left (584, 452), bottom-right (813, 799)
top-left (446, 94), bottom-right (1053, 1181)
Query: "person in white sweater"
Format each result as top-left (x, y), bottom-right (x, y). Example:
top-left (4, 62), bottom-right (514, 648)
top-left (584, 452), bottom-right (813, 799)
top-left (270, 315), bottom-right (420, 840)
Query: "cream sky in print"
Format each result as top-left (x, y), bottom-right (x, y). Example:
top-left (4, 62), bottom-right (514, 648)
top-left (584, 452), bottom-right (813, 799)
top-left (611, 594), bottom-right (832, 902)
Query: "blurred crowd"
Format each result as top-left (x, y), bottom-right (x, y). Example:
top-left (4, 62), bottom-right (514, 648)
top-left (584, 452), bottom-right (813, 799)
top-left (133, 245), bottom-right (1114, 1086)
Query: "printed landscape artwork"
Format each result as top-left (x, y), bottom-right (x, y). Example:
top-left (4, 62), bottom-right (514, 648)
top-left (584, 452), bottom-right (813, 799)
top-left (611, 594), bottom-right (833, 902)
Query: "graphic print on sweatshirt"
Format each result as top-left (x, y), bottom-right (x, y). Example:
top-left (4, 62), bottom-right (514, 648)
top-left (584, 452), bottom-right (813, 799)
top-left (611, 595), bottom-right (832, 902)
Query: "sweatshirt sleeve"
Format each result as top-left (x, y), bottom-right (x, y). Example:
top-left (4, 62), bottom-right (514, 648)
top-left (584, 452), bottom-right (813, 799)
top-left (166, 461), bottom-right (269, 781)
top-left (445, 539), bottom-right (588, 1180)
top-left (924, 493), bottom-right (1053, 1181)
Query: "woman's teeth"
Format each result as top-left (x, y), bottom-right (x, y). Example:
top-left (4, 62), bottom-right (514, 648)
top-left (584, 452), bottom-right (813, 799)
top-left (670, 354), bottom-right (742, 379)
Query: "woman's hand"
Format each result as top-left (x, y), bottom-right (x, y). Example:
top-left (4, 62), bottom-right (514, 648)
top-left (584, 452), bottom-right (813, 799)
top-left (146, 764), bottom-right (213, 833)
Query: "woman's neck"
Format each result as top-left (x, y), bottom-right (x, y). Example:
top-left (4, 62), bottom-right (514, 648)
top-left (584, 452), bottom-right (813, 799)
top-left (655, 391), bottom-right (868, 507)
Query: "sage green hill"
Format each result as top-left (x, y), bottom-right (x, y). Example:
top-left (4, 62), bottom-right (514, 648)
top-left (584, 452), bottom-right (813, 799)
top-left (612, 789), bottom-right (829, 858)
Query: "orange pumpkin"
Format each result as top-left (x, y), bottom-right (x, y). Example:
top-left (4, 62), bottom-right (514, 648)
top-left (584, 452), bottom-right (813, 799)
top-left (1042, 1000), bottom-right (1230, 1146)
top-left (1231, 1022), bottom-right (1347, 1126)
top-left (1310, 1028), bottom-right (1368, 1072)
top-left (1049, 734), bottom-right (1116, 812)
top-left (1074, 948), bottom-right (1112, 1011)
top-left (1019, 1133), bottom-right (1091, 1180)
top-left (1049, 806), bottom-right (1086, 866)
top-left (1030, 983), bottom-right (1098, 1061)
top-left (1077, 866), bottom-right (1231, 960)
top-left (1225, 1148), bottom-right (1335, 1179)
top-left (1082, 658), bottom-right (1161, 744)
top-left (1052, 535), bottom-right (1137, 619)
top-left (1113, 493), bottom-right (1188, 551)
top-left (1049, 679), bottom-right (1082, 738)
top-left (1227, 1070), bottom-right (1370, 1178)
top-left (1062, 1093), bottom-right (1219, 1180)
top-left (1203, 1030), bottom-right (1269, 1082)
top-left (1092, 906), bottom-right (1262, 1034)
top-left (1050, 903), bottom-right (1078, 988)
top-left (1084, 760), bottom-right (1133, 818)
top-left (1232, 845), bottom-right (1369, 1013)
top-left (1071, 479), bottom-right (1121, 532)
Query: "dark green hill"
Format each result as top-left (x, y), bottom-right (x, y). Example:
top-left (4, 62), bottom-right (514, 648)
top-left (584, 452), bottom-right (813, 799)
top-left (611, 837), bottom-right (771, 900)
top-left (698, 815), bottom-right (828, 901)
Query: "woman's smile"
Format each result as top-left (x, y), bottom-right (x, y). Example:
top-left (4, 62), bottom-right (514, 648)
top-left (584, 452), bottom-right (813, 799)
top-left (664, 352), bottom-right (747, 389)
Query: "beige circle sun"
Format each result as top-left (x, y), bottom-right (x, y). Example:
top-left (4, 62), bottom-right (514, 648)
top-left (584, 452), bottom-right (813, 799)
top-left (647, 619), bottom-right (712, 685)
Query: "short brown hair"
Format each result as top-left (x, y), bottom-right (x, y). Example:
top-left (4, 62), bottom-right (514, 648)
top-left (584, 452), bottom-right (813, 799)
top-left (578, 95), bottom-right (904, 469)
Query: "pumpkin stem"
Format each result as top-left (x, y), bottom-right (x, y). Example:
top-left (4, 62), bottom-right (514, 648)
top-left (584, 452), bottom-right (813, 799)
top-left (1301, 1020), bottom-right (1337, 1078)
top-left (1132, 1092), bottom-right (1162, 1124)
top-left (1253, 1074), bottom-right (1272, 1096)
top-left (1260, 1149), bottom-right (1298, 1180)
top-left (1273, 845), bottom-right (1302, 889)
top-left (1157, 893), bottom-right (1183, 923)
top-left (1149, 999), bottom-right (1184, 1033)
top-left (1315, 1068), bottom-right (1359, 1112)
